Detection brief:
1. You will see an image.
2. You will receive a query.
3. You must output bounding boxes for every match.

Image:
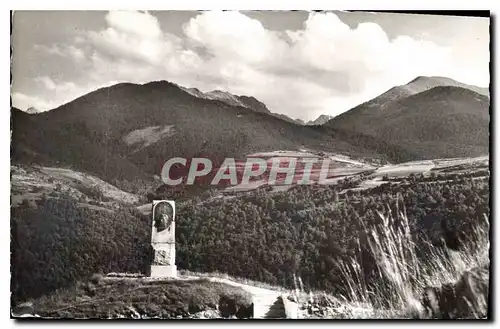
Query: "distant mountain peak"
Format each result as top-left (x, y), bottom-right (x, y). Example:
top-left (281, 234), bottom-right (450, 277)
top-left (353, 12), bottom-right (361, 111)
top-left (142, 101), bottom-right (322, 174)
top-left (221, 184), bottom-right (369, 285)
top-left (404, 76), bottom-right (489, 97)
top-left (409, 76), bottom-right (441, 83)
top-left (26, 107), bottom-right (40, 114)
top-left (206, 90), bottom-right (231, 97)
top-left (306, 114), bottom-right (333, 126)
top-left (326, 76), bottom-right (490, 162)
top-left (208, 89), bottom-right (228, 95)
top-left (179, 85), bottom-right (272, 114)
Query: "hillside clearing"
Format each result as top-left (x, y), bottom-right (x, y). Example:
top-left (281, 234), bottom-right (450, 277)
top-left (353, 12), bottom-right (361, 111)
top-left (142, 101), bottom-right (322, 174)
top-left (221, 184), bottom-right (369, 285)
top-left (11, 165), bottom-right (140, 207)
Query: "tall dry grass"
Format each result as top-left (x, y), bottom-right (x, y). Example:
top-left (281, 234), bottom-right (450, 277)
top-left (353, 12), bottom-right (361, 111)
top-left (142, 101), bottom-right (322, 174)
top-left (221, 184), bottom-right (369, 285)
top-left (336, 198), bottom-right (490, 318)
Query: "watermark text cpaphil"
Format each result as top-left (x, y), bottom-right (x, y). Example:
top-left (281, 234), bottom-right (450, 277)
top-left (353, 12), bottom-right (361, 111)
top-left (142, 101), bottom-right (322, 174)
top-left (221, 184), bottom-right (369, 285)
top-left (160, 157), bottom-right (350, 186)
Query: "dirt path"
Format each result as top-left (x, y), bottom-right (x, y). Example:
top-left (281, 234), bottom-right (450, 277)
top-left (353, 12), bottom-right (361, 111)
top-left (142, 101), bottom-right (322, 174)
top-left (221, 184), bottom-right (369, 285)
top-left (207, 277), bottom-right (286, 318)
top-left (179, 275), bottom-right (288, 318)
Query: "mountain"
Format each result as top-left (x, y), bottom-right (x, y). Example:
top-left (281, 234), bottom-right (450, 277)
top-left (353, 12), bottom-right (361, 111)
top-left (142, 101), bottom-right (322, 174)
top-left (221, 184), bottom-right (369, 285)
top-left (13, 75), bottom-right (488, 188)
top-left (401, 76), bottom-right (489, 97)
top-left (180, 85), bottom-right (307, 125)
top-left (270, 113), bottom-right (304, 125)
top-left (307, 114), bottom-right (333, 126)
top-left (330, 76), bottom-right (488, 121)
top-left (325, 77), bottom-right (490, 161)
top-left (179, 86), bottom-right (271, 114)
top-left (11, 80), bottom-right (377, 189)
top-left (25, 107), bottom-right (40, 114)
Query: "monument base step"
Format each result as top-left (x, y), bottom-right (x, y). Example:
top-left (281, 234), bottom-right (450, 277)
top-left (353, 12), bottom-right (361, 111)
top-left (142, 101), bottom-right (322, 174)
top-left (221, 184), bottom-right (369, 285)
top-left (150, 265), bottom-right (177, 278)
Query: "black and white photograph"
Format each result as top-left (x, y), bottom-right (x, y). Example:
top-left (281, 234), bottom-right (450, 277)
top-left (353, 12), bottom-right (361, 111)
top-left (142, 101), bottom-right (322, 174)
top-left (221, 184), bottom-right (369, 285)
top-left (10, 10), bottom-right (491, 320)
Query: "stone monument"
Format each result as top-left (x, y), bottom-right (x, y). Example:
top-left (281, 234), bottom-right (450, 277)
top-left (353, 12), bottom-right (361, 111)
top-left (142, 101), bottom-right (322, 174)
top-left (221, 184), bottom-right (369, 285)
top-left (150, 200), bottom-right (177, 278)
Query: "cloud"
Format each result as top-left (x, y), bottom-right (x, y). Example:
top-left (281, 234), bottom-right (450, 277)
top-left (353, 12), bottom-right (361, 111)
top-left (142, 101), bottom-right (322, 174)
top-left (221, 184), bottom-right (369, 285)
top-left (28, 76), bottom-right (109, 111)
top-left (282, 13), bottom-right (455, 93)
top-left (86, 10), bottom-right (181, 66)
top-left (12, 92), bottom-right (57, 111)
top-left (34, 44), bottom-right (86, 62)
top-left (66, 45), bottom-right (86, 62)
top-left (175, 11), bottom-right (460, 118)
top-left (16, 11), bottom-right (489, 121)
top-left (34, 76), bottom-right (77, 92)
top-left (33, 44), bottom-right (65, 56)
top-left (105, 10), bottom-right (162, 39)
top-left (183, 11), bottom-right (284, 64)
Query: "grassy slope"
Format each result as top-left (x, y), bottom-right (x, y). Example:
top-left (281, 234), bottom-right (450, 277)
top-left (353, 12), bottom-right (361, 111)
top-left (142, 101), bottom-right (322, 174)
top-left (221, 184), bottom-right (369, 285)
top-left (26, 277), bottom-right (252, 319)
top-left (11, 165), bottom-right (141, 207)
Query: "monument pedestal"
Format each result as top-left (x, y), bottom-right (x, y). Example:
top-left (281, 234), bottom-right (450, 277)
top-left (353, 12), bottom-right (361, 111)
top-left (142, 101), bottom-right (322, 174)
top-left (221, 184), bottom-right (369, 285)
top-left (150, 265), bottom-right (177, 278)
top-left (150, 200), bottom-right (177, 279)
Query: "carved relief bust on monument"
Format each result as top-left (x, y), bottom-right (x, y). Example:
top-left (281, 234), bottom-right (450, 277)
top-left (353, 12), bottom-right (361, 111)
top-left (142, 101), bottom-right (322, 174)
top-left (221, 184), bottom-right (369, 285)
top-left (150, 200), bottom-right (177, 278)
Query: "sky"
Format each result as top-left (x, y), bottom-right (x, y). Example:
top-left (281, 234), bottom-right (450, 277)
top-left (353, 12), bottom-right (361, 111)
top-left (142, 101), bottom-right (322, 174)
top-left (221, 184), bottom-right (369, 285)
top-left (11, 10), bottom-right (490, 121)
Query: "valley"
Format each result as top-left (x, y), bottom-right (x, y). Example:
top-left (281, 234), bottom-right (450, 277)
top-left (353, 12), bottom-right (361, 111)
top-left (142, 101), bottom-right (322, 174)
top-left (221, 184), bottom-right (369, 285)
top-left (10, 152), bottom-right (490, 318)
